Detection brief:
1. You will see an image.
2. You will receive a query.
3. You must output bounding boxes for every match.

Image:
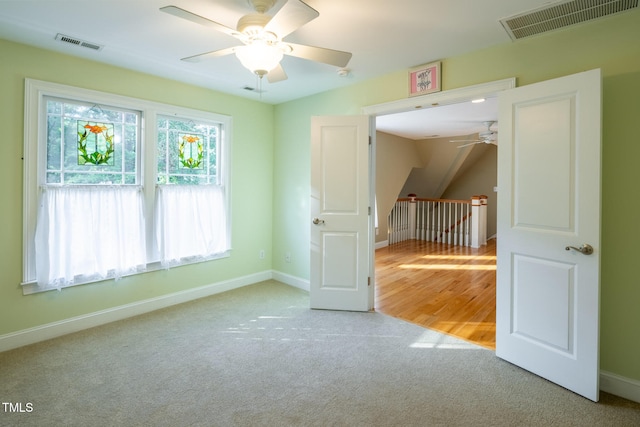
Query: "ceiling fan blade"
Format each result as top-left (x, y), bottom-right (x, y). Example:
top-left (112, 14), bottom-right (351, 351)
top-left (456, 141), bottom-right (481, 148)
top-left (285, 43), bottom-right (352, 67)
top-left (181, 47), bottom-right (236, 62)
top-left (267, 64), bottom-right (288, 83)
top-left (265, 0), bottom-right (319, 39)
top-left (160, 6), bottom-right (240, 39)
top-left (449, 139), bottom-right (481, 143)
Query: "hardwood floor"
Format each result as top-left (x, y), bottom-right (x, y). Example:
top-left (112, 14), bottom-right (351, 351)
top-left (374, 239), bottom-right (496, 349)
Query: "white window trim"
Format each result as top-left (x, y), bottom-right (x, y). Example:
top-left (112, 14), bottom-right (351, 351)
top-left (22, 79), bottom-right (232, 294)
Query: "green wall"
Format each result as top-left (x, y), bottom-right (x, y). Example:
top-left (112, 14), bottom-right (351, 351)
top-left (0, 40), bottom-right (274, 334)
top-left (273, 10), bottom-right (640, 382)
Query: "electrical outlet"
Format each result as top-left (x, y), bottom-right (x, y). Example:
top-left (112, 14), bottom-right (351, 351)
top-left (285, 252), bottom-right (291, 263)
top-left (259, 249), bottom-right (265, 259)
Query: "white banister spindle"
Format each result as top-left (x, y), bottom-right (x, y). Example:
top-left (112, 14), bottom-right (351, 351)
top-left (409, 201), bottom-right (416, 239)
top-left (418, 200), bottom-right (427, 240)
top-left (447, 202), bottom-right (452, 244)
top-left (434, 203), bottom-right (442, 242)
top-left (465, 202), bottom-right (470, 246)
top-left (427, 200), bottom-right (432, 241)
top-left (403, 200), bottom-right (409, 241)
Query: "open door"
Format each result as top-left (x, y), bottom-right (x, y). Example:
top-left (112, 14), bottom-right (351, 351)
top-left (496, 69), bottom-right (601, 401)
top-left (310, 115), bottom-right (372, 311)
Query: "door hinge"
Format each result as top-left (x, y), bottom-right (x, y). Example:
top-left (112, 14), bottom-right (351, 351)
top-left (368, 206), bottom-right (371, 215)
top-left (369, 136), bottom-right (372, 145)
top-left (368, 277), bottom-right (371, 286)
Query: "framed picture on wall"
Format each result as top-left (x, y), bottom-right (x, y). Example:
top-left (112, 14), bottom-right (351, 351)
top-left (408, 61), bottom-right (441, 97)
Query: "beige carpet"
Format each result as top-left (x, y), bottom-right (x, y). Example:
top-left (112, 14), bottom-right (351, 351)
top-left (1, 280), bottom-right (639, 426)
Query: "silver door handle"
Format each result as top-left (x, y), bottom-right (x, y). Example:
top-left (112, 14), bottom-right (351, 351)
top-left (312, 218), bottom-right (325, 225)
top-left (565, 244), bottom-right (593, 255)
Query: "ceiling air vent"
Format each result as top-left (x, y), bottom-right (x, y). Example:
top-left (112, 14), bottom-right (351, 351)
top-left (500, 0), bottom-right (639, 40)
top-left (55, 33), bottom-right (104, 51)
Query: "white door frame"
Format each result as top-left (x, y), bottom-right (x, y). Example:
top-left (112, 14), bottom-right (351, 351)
top-left (361, 78), bottom-right (516, 117)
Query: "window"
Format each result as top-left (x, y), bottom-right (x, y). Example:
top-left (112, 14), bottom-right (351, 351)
top-left (154, 115), bottom-right (229, 267)
top-left (23, 79), bottom-right (231, 294)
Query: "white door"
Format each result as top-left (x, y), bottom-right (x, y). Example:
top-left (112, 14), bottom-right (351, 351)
top-left (310, 115), bottom-right (372, 311)
top-left (496, 69), bottom-right (601, 401)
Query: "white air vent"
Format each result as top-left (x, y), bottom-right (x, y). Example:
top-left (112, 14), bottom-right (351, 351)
top-left (500, 0), bottom-right (638, 40)
top-left (55, 33), bottom-right (103, 51)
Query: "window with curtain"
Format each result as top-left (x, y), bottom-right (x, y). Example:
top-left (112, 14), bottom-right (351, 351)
top-left (23, 79), bottom-right (231, 294)
top-left (155, 115), bottom-right (230, 267)
top-left (34, 97), bottom-right (146, 289)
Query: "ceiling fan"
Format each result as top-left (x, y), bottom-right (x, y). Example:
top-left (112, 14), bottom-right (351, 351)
top-left (160, 0), bottom-right (353, 83)
top-left (450, 121), bottom-right (498, 148)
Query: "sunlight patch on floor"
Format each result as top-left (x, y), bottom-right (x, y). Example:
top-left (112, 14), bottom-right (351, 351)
top-left (420, 254), bottom-right (497, 261)
top-left (410, 329), bottom-right (479, 350)
top-left (399, 264), bottom-right (496, 271)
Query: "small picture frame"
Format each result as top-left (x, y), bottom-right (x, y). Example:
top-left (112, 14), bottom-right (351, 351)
top-left (408, 61), bottom-right (441, 97)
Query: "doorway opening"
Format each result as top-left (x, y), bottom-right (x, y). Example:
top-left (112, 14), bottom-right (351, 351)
top-left (363, 79), bottom-right (514, 349)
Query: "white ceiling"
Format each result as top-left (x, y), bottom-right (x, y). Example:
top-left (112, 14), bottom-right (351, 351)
top-left (376, 96), bottom-right (499, 140)
top-left (0, 0), bottom-right (554, 136)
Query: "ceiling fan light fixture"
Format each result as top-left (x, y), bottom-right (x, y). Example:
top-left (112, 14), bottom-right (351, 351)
top-left (235, 42), bottom-right (284, 76)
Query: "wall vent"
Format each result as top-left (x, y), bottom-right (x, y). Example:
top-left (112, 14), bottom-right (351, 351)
top-left (55, 33), bottom-right (104, 51)
top-left (500, 0), bottom-right (638, 40)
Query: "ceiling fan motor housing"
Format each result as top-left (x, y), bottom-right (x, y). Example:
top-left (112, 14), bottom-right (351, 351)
top-left (237, 14), bottom-right (273, 38)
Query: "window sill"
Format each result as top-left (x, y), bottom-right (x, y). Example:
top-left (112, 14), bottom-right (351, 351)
top-left (21, 250), bottom-right (231, 295)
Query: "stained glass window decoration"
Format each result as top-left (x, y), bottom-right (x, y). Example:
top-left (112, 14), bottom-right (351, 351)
top-left (77, 120), bottom-right (115, 166)
top-left (178, 132), bottom-right (204, 170)
top-left (157, 115), bottom-right (219, 185)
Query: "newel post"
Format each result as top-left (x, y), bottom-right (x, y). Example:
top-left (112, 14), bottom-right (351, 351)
top-left (471, 195), bottom-right (488, 248)
top-left (471, 197), bottom-right (480, 248)
top-left (479, 195), bottom-right (487, 246)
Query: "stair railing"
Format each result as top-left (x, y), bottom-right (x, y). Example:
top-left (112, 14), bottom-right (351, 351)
top-left (388, 196), bottom-right (487, 248)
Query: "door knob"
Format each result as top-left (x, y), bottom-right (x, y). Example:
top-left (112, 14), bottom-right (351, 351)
top-left (312, 218), bottom-right (325, 225)
top-left (565, 244), bottom-right (593, 255)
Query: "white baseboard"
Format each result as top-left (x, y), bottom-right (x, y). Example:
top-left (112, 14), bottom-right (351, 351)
top-left (600, 370), bottom-right (640, 403)
top-left (0, 271), bottom-right (272, 353)
top-left (375, 240), bottom-right (389, 249)
top-left (272, 270), bottom-right (310, 292)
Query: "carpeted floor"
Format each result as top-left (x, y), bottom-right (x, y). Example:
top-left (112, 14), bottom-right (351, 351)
top-left (1, 280), bottom-right (639, 426)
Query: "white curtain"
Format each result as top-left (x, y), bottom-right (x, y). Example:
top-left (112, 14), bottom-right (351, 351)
top-left (155, 185), bottom-right (229, 267)
top-left (35, 186), bottom-right (147, 290)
